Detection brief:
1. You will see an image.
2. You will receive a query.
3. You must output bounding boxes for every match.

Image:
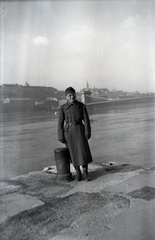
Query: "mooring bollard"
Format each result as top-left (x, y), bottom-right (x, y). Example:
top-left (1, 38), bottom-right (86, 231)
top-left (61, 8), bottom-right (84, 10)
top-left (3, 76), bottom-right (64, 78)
top-left (54, 147), bottom-right (73, 181)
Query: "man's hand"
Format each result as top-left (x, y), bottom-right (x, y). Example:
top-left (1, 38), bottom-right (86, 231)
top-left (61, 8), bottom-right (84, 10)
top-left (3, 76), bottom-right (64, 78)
top-left (85, 135), bottom-right (91, 140)
top-left (59, 139), bottom-right (66, 144)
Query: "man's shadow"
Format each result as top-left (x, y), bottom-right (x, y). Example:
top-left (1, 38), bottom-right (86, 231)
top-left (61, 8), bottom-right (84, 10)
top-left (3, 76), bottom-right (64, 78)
top-left (89, 163), bottom-right (142, 181)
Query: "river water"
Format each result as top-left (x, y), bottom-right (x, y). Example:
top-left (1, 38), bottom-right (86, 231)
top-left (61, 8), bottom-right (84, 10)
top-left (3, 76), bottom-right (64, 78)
top-left (0, 104), bottom-right (155, 181)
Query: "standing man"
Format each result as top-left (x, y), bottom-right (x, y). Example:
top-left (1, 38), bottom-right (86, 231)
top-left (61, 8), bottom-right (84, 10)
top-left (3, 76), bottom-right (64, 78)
top-left (58, 87), bottom-right (93, 181)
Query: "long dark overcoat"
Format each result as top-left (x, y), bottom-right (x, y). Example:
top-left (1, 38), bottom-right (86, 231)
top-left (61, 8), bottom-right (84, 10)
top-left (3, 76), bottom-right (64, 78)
top-left (58, 100), bottom-right (93, 167)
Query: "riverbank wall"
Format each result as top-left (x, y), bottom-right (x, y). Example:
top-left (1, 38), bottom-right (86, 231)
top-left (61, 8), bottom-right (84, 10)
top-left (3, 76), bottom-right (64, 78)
top-left (86, 96), bottom-right (155, 115)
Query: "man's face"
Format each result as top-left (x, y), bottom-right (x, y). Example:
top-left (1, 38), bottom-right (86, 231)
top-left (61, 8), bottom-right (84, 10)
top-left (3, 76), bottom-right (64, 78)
top-left (66, 92), bottom-right (76, 103)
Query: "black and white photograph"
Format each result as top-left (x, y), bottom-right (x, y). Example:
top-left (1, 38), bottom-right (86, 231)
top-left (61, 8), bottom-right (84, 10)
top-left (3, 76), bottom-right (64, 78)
top-left (0, 0), bottom-right (155, 239)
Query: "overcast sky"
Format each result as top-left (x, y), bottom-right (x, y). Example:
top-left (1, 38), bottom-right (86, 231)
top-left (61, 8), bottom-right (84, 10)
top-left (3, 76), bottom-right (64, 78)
top-left (1, 0), bottom-right (155, 92)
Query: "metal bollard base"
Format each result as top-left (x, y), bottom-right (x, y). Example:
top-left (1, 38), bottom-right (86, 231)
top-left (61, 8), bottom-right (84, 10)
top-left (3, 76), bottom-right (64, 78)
top-left (56, 172), bottom-right (73, 182)
top-left (54, 147), bottom-right (73, 182)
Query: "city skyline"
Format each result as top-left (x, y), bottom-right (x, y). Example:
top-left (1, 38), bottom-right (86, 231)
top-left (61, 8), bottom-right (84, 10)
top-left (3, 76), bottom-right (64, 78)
top-left (1, 0), bottom-right (155, 93)
top-left (1, 81), bottom-right (154, 95)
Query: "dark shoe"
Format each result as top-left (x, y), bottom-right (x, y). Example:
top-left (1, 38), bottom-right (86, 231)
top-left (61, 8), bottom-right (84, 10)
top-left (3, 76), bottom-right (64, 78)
top-left (76, 167), bottom-right (82, 181)
top-left (83, 170), bottom-right (90, 181)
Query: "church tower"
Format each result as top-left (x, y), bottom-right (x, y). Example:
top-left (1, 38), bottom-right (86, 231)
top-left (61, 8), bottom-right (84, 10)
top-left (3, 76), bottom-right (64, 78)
top-left (86, 80), bottom-right (89, 89)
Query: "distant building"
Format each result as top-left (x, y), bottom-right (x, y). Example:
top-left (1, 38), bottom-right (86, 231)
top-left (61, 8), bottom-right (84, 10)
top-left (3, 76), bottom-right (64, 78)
top-left (91, 88), bottom-right (109, 101)
top-left (34, 98), bottom-right (59, 111)
top-left (1, 84), bottom-right (20, 98)
top-left (0, 84), bottom-right (58, 101)
top-left (0, 84), bottom-right (59, 112)
top-left (81, 90), bottom-right (92, 104)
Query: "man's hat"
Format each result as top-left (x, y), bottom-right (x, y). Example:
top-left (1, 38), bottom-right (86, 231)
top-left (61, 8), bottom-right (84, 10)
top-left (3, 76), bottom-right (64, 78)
top-left (65, 87), bottom-right (76, 96)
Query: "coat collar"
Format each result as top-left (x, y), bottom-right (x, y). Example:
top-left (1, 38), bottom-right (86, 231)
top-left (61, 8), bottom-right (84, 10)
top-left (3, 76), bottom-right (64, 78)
top-left (66, 100), bottom-right (78, 109)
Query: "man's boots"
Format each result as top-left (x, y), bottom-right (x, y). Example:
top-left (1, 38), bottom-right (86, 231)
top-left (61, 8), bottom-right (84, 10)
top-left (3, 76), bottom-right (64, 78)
top-left (82, 165), bottom-right (90, 181)
top-left (75, 166), bottom-right (82, 181)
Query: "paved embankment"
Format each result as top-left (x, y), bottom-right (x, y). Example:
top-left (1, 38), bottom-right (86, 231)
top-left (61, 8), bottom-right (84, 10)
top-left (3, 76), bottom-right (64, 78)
top-left (0, 163), bottom-right (155, 240)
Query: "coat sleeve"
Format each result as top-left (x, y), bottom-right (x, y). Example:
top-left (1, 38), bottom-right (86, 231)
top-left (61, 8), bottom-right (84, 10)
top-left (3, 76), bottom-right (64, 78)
top-left (58, 106), bottom-right (65, 140)
top-left (83, 104), bottom-right (91, 139)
